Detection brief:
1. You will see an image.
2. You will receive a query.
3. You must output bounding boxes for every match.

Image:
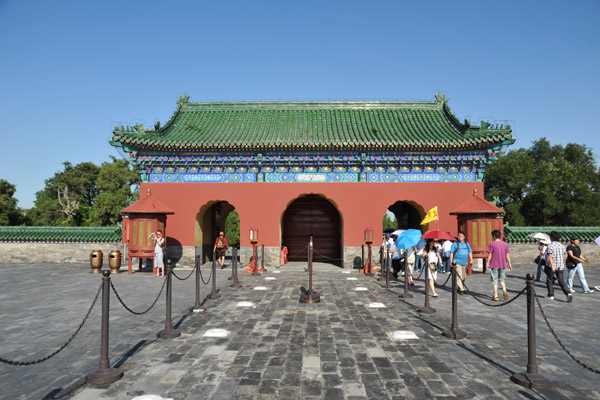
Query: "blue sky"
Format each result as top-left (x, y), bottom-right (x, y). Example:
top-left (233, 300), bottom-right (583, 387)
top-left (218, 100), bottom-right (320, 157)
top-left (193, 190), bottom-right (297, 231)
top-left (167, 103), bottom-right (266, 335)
top-left (1, 0), bottom-right (599, 208)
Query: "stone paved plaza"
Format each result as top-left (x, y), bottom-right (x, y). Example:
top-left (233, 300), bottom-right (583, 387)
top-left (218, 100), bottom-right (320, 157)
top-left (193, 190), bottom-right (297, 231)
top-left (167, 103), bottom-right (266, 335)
top-left (1, 260), bottom-right (599, 400)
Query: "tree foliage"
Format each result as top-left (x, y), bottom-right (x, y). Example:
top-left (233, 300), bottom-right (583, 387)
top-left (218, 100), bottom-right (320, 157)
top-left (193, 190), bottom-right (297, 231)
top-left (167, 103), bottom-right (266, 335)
top-left (383, 213), bottom-right (398, 231)
top-left (484, 138), bottom-right (600, 226)
top-left (28, 157), bottom-right (139, 226)
top-left (225, 209), bottom-right (240, 247)
top-left (0, 180), bottom-right (26, 225)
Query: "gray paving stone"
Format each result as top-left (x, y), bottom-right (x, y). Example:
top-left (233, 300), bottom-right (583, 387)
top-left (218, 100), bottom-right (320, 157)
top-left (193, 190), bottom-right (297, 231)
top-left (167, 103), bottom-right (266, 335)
top-left (2, 262), bottom-right (600, 400)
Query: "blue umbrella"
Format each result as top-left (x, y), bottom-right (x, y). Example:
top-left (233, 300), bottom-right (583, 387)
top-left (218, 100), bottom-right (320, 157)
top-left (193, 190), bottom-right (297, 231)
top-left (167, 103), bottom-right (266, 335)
top-left (395, 229), bottom-right (423, 250)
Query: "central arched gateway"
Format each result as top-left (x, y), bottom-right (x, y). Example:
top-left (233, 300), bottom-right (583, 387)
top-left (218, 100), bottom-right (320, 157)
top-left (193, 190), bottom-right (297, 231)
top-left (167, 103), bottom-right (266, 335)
top-left (282, 194), bottom-right (341, 263)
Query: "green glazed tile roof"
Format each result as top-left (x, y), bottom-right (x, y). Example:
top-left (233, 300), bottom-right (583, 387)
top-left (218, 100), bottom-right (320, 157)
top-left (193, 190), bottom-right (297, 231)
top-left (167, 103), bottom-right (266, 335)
top-left (111, 96), bottom-right (513, 152)
top-left (0, 226), bottom-right (121, 242)
top-left (505, 226), bottom-right (600, 243)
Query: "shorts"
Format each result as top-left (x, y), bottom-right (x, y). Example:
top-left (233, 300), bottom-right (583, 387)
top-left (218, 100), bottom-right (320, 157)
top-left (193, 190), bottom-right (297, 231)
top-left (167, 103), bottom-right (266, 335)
top-left (216, 248), bottom-right (226, 257)
top-left (490, 268), bottom-right (506, 285)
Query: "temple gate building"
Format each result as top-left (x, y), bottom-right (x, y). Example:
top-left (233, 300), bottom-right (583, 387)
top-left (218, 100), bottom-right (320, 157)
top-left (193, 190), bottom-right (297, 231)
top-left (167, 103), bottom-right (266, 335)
top-left (111, 94), bottom-right (513, 268)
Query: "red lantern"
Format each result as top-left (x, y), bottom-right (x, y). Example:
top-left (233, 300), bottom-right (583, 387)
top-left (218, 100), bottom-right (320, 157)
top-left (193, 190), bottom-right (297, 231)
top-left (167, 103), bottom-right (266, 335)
top-left (364, 228), bottom-right (373, 244)
top-left (250, 228), bottom-right (259, 244)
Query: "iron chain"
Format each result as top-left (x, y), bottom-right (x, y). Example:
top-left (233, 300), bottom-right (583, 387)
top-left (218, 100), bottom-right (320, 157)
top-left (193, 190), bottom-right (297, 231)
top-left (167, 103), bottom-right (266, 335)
top-left (172, 263), bottom-right (197, 281)
top-left (0, 282), bottom-right (102, 366)
top-left (111, 278), bottom-right (166, 315)
top-left (534, 292), bottom-right (600, 374)
top-left (463, 282), bottom-right (527, 307)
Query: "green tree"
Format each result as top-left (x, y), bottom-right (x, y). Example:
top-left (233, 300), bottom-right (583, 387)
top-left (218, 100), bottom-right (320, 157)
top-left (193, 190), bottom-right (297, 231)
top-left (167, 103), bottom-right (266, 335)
top-left (0, 180), bottom-right (25, 225)
top-left (224, 209), bottom-right (240, 247)
top-left (29, 162), bottom-right (100, 225)
top-left (484, 138), bottom-right (600, 226)
top-left (28, 158), bottom-right (139, 226)
top-left (90, 157), bottom-right (140, 226)
top-left (383, 213), bottom-right (398, 231)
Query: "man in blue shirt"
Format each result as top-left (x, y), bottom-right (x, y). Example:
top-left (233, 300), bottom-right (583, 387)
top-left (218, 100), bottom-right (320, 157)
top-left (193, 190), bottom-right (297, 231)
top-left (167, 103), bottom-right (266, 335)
top-left (449, 231), bottom-right (473, 295)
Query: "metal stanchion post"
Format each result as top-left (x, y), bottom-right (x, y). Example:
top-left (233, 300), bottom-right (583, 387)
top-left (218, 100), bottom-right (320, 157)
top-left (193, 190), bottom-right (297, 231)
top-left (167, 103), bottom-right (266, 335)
top-left (231, 247), bottom-right (242, 288)
top-left (419, 261), bottom-right (436, 314)
top-left (300, 235), bottom-right (320, 303)
top-left (400, 254), bottom-right (413, 299)
top-left (190, 256), bottom-right (205, 312)
top-left (361, 245), bottom-right (364, 269)
top-left (87, 270), bottom-right (123, 384)
top-left (384, 252), bottom-right (391, 288)
top-left (207, 252), bottom-right (221, 299)
top-left (158, 262), bottom-right (181, 339)
top-left (261, 244), bottom-right (267, 272)
top-left (442, 264), bottom-right (467, 339)
top-left (511, 274), bottom-right (552, 389)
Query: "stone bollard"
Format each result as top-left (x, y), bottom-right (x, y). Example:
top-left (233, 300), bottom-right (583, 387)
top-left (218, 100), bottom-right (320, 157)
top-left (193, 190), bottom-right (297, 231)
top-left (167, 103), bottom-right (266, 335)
top-left (511, 274), bottom-right (552, 389)
top-left (442, 263), bottom-right (467, 339)
top-left (157, 263), bottom-right (181, 339)
top-left (87, 270), bottom-right (123, 384)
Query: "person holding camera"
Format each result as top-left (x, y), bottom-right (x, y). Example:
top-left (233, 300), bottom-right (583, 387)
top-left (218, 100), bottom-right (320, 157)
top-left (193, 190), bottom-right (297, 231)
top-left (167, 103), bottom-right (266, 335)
top-left (449, 231), bottom-right (472, 295)
top-left (149, 230), bottom-right (165, 277)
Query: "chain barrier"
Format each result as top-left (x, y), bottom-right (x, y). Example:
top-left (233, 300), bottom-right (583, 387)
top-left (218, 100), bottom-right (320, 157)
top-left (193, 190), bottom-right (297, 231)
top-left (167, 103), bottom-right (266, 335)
top-left (111, 278), bottom-right (166, 315)
top-left (0, 283), bottom-right (102, 366)
top-left (198, 260), bottom-right (213, 285)
top-left (286, 244), bottom-right (309, 259)
top-left (436, 271), bottom-right (452, 287)
top-left (534, 292), bottom-right (600, 374)
top-left (312, 248), bottom-right (362, 262)
top-left (172, 263), bottom-right (197, 281)
top-left (463, 281), bottom-right (527, 308)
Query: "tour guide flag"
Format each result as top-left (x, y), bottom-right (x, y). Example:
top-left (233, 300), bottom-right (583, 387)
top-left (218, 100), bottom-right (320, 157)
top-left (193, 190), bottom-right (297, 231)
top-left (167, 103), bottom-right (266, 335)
top-left (420, 206), bottom-right (438, 225)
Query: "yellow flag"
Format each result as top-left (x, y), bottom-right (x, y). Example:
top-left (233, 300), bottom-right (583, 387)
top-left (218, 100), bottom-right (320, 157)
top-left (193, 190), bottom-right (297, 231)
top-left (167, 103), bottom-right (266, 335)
top-left (420, 206), bottom-right (438, 225)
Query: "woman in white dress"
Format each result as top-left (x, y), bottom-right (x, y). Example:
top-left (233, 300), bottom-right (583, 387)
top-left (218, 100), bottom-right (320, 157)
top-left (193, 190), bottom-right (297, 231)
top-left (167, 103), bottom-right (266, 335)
top-left (149, 230), bottom-right (165, 277)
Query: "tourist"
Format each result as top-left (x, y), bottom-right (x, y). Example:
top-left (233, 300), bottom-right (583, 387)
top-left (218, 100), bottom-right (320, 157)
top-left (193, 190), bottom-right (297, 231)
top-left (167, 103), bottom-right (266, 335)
top-left (545, 231), bottom-right (572, 302)
top-left (149, 230), bottom-right (165, 277)
top-left (487, 230), bottom-right (512, 301)
top-left (423, 239), bottom-right (441, 297)
top-left (213, 231), bottom-right (229, 269)
top-left (449, 231), bottom-right (473, 295)
top-left (441, 239), bottom-right (453, 273)
top-left (535, 239), bottom-right (549, 282)
top-left (566, 236), bottom-right (594, 294)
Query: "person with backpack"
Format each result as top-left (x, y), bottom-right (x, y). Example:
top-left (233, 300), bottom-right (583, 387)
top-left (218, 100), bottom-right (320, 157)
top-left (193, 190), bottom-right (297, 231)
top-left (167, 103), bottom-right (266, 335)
top-left (449, 231), bottom-right (473, 295)
top-left (213, 231), bottom-right (229, 269)
top-left (545, 231), bottom-right (572, 302)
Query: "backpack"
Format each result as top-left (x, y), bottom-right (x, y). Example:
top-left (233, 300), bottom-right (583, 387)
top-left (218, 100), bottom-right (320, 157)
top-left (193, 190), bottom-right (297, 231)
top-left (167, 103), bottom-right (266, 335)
top-left (216, 237), bottom-right (225, 250)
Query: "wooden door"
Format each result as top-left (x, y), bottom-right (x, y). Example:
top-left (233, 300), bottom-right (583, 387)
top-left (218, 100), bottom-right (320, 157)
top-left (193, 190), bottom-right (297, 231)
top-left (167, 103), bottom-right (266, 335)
top-left (283, 195), bottom-right (340, 263)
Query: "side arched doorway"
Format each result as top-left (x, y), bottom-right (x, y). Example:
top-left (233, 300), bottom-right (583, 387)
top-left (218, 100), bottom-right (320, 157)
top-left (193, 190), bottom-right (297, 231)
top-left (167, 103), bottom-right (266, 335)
top-left (195, 201), bottom-right (239, 264)
top-left (282, 194), bottom-right (341, 264)
top-left (384, 201), bottom-right (423, 231)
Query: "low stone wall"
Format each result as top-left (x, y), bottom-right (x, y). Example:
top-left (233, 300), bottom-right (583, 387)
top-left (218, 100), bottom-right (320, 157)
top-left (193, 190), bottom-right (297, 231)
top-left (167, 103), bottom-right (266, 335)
top-left (0, 242), bottom-right (126, 264)
top-left (3, 242), bottom-right (599, 266)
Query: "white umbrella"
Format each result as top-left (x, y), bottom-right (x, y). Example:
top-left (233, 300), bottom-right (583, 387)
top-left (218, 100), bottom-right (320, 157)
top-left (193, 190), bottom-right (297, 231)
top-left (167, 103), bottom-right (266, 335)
top-left (391, 229), bottom-right (405, 237)
top-left (527, 232), bottom-right (550, 242)
top-left (594, 235), bottom-right (600, 247)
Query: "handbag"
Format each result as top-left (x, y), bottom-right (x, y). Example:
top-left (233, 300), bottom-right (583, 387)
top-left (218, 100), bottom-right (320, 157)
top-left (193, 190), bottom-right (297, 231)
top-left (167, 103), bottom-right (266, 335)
top-left (429, 262), bottom-right (438, 273)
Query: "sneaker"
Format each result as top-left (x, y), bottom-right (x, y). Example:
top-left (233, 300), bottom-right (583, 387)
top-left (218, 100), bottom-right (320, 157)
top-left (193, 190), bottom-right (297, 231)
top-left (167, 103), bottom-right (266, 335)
top-left (583, 290), bottom-right (594, 294)
top-left (503, 290), bottom-right (509, 301)
top-left (567, 294), bottom-right (573, 303)
top-left (595, 286), bottom-right (600, 291)
top-left (546, 295), bottom-right (554, 300)
top-left (491, 296), bottom-right (499, 301)
top-left (569, 289), bottom-right (575, 293)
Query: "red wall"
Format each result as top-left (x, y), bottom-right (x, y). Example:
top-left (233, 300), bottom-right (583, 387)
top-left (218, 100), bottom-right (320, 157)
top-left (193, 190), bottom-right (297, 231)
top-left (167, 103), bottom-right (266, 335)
top-left (141, 181), bottom-right (484, 248)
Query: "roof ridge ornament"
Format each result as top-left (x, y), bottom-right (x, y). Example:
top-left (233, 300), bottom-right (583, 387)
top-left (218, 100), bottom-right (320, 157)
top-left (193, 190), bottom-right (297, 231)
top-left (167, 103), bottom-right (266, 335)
top-left (435, 93), bottom-right (448, 104)
top-left (177, 94), bottom-right (190, 106)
